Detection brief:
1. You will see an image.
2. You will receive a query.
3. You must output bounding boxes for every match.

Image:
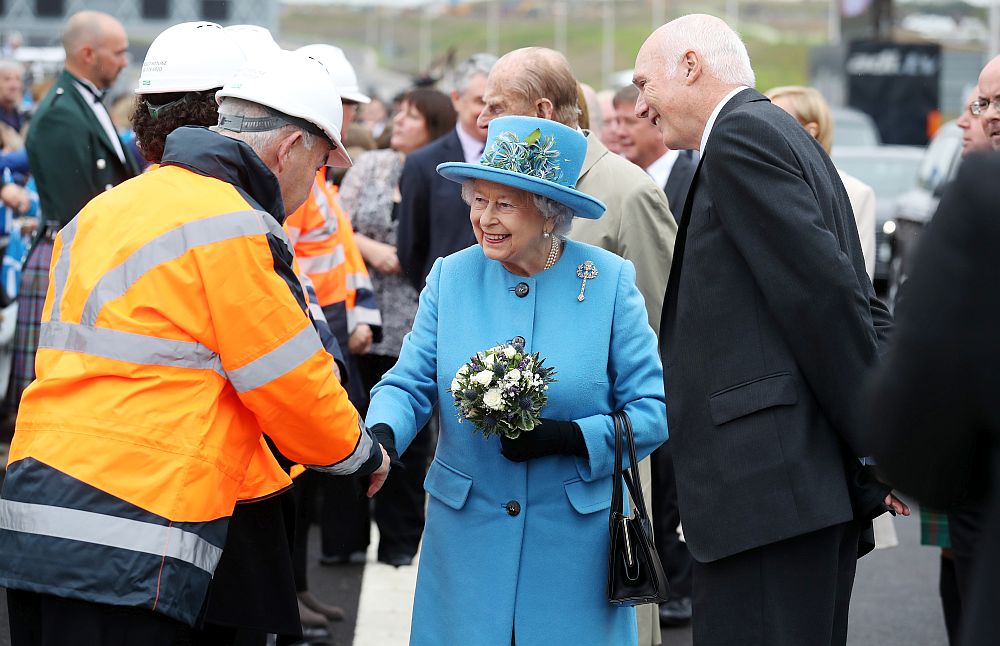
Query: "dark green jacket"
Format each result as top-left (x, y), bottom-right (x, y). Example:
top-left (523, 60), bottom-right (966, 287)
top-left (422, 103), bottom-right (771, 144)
top-left (25, 70), bottom-right (138, 227)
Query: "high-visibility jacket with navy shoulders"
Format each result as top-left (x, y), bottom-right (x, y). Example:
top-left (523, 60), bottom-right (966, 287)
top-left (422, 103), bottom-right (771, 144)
top-left (285, 170), bottom-right (381, 347)
top-left (0, 126), bottom-right (382, 626)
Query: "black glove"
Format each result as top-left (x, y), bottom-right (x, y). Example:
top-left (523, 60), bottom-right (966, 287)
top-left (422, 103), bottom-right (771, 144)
top-left (499, 418), bottom-right (588, 463)
top-left (370, 423), bottom-right (405, 469)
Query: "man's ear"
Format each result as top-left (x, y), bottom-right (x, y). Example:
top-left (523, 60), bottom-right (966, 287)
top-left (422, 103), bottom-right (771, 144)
top-left (274, 130), bottom-right (302, 174)
top-left (535, 98), bottom-right (555, 120)
top-left (682, 51), bottom-right (701, 84)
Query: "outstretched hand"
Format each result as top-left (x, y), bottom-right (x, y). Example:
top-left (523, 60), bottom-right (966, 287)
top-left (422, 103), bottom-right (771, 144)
top-left (885, 493), bottom-right (910, 516)
top-left (367, 447), bottom-right (390, 497)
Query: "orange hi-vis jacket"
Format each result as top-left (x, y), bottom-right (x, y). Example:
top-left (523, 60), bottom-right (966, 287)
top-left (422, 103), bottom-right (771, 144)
top-left (285, 170), bottom-right (381, 346)
top-left (0, 128), bottom-right (383, 626)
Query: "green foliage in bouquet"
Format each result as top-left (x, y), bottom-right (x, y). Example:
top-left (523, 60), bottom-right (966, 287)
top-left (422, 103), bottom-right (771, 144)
top-left (450, 342), bottom-right (557, 440)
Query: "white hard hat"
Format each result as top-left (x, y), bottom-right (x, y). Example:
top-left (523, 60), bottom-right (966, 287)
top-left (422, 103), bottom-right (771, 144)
top-left (137, 22), bottom-right (245, 94)
top-left (216, 50), bottom-right (352, 168)
top-left (296, 44), bottom-right (370, 104)
top-left (224, 25), bottom-right (280, 62)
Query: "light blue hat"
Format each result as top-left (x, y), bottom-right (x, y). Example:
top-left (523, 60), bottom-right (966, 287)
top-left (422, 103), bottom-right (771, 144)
top-left (437, 116), bottom-right (606, 219)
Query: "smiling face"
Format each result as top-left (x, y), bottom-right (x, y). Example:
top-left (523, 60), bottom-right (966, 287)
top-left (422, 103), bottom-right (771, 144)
top-left (468, 179), bottom-right (551, 277)
top-left (633, 39), bottom-right (692, 150)
top-left (614, 98), bottom-right (667, 168)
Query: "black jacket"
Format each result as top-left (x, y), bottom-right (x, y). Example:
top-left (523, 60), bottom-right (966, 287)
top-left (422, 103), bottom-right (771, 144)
top-left (868, 155), bottom-right (999, 646)
top-left (396, 129), bottom-right (478, 289)
top-left (660, 89), bottom-right (893, 563)
top-left (663, 152), bottom-right (697, 222)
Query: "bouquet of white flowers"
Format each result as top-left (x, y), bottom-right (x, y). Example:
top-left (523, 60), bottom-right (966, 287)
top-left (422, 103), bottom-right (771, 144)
top-left (450, 342), bottom-right (557, 440)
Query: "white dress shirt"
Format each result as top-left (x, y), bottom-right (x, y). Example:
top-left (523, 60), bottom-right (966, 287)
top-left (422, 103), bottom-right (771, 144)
top-left (699, 85), bottom-right (750, 157)
top-left (644, 149), bottom-right (680, 189)
top-left (455, 123), bottom-right (485, 164)
top-left (72, 77), bottom-right (126, 164)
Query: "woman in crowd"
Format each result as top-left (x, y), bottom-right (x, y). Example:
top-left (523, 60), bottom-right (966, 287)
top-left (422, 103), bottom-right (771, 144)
top-left (764, 85), bottom-right (877, 281)
top-left (365, 116), bottom-right (667, 644)
top-left (337, 88), bottom-right (455, 566)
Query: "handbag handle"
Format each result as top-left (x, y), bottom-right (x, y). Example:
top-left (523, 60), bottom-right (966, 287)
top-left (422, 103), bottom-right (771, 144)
top-left (610, 410), bottom-right (650, 532)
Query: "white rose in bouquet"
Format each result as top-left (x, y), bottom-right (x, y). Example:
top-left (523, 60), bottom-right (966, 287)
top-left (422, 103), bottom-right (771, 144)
top-left (483, 388), bottom-right (504, 410)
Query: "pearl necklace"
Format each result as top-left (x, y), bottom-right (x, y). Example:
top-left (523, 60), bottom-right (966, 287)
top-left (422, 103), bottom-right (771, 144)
top-left (543, 235), bottom-right (561, 270)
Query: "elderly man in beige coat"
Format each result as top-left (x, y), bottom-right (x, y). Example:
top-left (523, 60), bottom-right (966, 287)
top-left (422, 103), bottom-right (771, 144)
top-left (478, 47), bottom-right (677, 646)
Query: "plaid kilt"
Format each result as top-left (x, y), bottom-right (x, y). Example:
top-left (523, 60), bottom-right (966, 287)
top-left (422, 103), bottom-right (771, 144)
top-left (920, 507), bottom-right (951, 548)
top-left (8, 237), bottom-right (54, 410)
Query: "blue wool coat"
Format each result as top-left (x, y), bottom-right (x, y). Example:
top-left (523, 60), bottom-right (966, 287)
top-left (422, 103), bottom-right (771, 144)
top-left (367, 239), bottom-right (667, 646)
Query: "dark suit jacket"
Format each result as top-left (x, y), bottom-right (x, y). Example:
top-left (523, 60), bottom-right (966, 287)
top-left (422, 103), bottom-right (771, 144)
top-left (660, 89), bottom-right (893, 563)
top-left (396, 129), bottom-right (477, 290)
top-left (868, 156), bottom-right (999, 646)
top-left (663, 152), bottom-right (696, 223)
top-left (25, 70), bottom-right (138, 227)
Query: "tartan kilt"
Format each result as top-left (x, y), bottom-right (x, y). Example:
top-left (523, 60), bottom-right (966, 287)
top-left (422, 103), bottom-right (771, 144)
top-left (8, 237), bottom-right (54, 410)
top-left (920, 507), bottom-right (951, 548)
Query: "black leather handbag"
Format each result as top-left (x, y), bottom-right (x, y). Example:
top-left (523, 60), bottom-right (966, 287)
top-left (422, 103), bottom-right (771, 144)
top-left (607, 410), bottom-right (671, 606)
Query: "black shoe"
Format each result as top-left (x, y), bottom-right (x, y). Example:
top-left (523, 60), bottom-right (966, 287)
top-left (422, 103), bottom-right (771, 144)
top-left (378, 553), bottom-right (414, 568)
top-left (659, 597), bottom-right (692, 627)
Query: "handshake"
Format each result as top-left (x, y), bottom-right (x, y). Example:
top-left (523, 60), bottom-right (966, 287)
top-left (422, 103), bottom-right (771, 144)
top-left (366, 424), bottom-right (402, 498)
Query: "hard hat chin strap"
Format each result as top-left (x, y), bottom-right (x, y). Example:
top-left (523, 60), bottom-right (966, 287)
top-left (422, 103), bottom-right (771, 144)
top-left (217, 109), bottom-right (335, 151)
top-left (146, 92), bottom-right (195, 119)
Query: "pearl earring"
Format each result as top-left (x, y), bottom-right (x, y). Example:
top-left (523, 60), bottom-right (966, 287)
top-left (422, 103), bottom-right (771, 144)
top-left (543, 231), bottom-right (551, 238)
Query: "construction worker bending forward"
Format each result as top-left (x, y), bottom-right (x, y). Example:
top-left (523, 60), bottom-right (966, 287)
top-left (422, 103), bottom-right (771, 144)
top-left (0, 50), bottom-right (390, 646)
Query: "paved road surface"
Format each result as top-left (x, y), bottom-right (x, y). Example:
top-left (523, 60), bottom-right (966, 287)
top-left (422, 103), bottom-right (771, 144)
top-left (0, 506), bottom-right (948, 645)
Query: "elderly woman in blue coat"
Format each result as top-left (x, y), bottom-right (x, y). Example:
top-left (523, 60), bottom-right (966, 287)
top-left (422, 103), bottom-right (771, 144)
top-left (367, 116), bottom-right (667, 645)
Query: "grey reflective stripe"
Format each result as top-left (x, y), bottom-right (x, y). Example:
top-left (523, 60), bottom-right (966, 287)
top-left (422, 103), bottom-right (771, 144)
top-left (286, 225), bottom-right (302, 247)
top-left (0, 499), bottom-right (223, 574)
top-left (49, 218), bottom-right (79, 323)
top-left (227, 325), bottom-right (322, 393)
top-left (81, 211), bottom-right (270, 326)
top-left (348, 306), bottom-right (382, 329)
top-left (261, 211), bottom-right (293, 257)
top-left (40, 321), bottom-right (225, 377)
top-left (308, 418), bottom-right (376, 475)
top-left (297, 245), bottom-right (345, 275)
top-left (299, 186), bottom-right (339, 242)
top-left (346, 272), bottom-right (374, 291)
top-left (308, 301), bottom-right (326, 322)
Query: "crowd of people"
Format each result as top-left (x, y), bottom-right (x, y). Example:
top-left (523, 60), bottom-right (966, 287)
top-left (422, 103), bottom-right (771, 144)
top-left (0, 8), bottom-right (996, 646)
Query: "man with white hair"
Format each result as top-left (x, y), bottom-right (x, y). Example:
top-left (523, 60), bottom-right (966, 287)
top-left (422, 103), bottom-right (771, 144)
top-left (634, 14), bottom-right (900, 646)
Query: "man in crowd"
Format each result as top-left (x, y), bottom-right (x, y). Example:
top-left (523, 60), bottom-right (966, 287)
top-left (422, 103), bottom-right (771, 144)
top-left (635, 15), bottom-right (902, 646)
top-left (959, 86), bottom-right (992, 156)
top-left (396, 53), bottom-right (496, 289)
top-left (613, 83), bottom-right (696, 222)
top-left (975, 56), bottom-right (1000, 152)
top-left (0, 50), bottom-right (389, 644)
top-left (477, 46), bottom-right (675, 645)
top-left (0, 59), bottom-right (24, 133)
top-left (12, 11), bottom-right (138, 409)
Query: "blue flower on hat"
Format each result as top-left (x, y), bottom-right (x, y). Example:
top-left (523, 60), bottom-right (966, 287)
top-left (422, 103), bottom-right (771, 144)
top-left (482, 128), bottom-right (564, 184)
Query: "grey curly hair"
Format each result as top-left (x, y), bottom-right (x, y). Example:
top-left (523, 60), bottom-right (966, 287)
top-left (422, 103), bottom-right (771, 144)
top-left (460, 180), bottom-right (574, 236)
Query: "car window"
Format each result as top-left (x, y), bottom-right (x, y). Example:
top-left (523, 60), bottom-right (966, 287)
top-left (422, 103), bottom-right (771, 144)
top-left (917, 125), bottom-right (962, 193)
top-left (835, 121), bottom-right (880, 147)
top-left (835, 155), bottom-right (922, 199)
